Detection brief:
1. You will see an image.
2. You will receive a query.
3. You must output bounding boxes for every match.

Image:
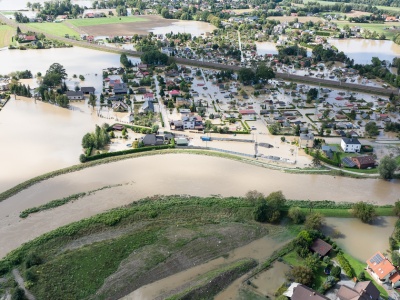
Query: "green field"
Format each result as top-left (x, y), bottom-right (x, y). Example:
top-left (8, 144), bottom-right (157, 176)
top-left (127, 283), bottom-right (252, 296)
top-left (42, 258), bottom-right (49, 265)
top-left (336, 20), bottom-right (399, 39)
top-left (25, 23), bottom-right (79, 38)
top-left (376, 5), bottom-right (400, 13)
top-left (67, 16), bottom-right (147, 27)
top-left (0, 25), bottom-right (15, 48)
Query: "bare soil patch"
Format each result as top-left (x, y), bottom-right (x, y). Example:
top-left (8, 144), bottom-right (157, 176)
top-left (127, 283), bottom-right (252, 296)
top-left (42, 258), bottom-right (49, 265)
top-left (80, 15), bottom-right (176, 36)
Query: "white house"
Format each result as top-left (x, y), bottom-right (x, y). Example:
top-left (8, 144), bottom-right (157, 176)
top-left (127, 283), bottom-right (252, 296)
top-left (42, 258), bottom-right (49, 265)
top-left (299, 133), bottom-right (314, 148)
top-left (341, 137), bottom-right (361, 153)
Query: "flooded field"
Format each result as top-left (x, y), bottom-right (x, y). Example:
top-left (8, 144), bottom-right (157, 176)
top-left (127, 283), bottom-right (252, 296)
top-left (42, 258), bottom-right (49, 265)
top-left (329, 39), bottom-right (400, 65)
top-left (323, 217), bottom-right (397, 261)
top-left (128, 235), bottom-right (286, 300)
top-left (150, 20), bottom-right (216, 36)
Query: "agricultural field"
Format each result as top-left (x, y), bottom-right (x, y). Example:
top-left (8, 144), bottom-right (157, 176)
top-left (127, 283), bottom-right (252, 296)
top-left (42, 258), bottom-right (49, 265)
top-left (26, 23), bottom-right (79, 38)
top-left (335, 20), bottom-right (400, 39)
top-left (0, 25), bottom-right (14, 48)
top-left (67, 15), bottom-right (148, 27)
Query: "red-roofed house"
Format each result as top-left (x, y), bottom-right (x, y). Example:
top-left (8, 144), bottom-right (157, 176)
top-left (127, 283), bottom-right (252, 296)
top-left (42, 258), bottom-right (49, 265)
top-left (169, 90), bottom-right (180, 96)
top-left (143, 93), bottom-right (154, 101)
top-left (239, 109), bottom-right (257, 115)
top-left (366, 251), bottom-right (400, 287)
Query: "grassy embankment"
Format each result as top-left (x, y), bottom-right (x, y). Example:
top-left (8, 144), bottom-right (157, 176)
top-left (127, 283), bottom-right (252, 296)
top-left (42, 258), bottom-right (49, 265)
top-left (0, 195), bottom-right (289, 300)
top-left (0, 25), bottom-right (15, 48)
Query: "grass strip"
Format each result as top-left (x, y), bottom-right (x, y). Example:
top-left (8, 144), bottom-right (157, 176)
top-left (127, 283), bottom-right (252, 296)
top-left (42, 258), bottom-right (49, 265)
top-left (19, 184), bottom-right (122, 218)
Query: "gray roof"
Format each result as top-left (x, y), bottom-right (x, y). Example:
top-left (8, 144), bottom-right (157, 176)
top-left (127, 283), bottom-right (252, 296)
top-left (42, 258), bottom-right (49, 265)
top-left (300, 133), bottom-right (314, 140)
top-left (66, 91), bottom-right (83, 97)
top-left (141, 100), bottom-right (154, 112)
top-left (342, 137), bottom-right (361, 145)
top-left (113, 83), bottom-right (128, 94)
top-left (81, 87), bottom-right (95, 93)
top-left (292, 285), bottom-right (329, 300)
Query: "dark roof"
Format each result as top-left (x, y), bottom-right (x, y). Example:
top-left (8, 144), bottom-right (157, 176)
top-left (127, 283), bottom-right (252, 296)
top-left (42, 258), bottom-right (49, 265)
top-left (342, 157), bottom-right (356, 167)
top-left (310, 238), bottom-right (332, 257)
top-left (342, 137), bottom-right (361, 145)
top-left (338, 281), bottom-right (380, 300)
top-left (81, 87), bottom-right (95, 93)
top-left (142, 134), bottom-right (164, 146)
top-left (141, 100), bottom-right (154, 112)
top-left (292, 285), bottom-right (329, 300)
top-left (66, 91), bottom-right (84, 97)
top-left (351, 156), bottom-right (375, 166)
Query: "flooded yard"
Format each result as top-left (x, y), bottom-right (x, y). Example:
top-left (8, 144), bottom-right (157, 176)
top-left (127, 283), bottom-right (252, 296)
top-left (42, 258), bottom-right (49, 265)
top-left (323, 217), bottom-right (397, 261)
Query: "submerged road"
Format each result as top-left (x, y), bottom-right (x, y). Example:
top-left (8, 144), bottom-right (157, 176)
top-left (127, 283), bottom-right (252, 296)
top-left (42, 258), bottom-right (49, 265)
top-left (0, 14), bottom-right (397, 96)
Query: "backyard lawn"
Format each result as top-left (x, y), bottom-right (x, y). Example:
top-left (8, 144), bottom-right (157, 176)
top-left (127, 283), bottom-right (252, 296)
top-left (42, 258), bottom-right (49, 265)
top-left (0, 25), bottom-right (15, 48)
top-left (26, 23), bottom-right (79, 38)
top-left (68, 16), bottom-right (148, 27)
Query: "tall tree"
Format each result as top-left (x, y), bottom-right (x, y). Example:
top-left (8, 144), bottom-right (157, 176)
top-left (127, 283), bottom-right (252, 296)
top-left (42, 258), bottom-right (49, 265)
top-left (378, 156), bottom-right (397, 180)
top-left (88, 93), bottom-right (97, 110)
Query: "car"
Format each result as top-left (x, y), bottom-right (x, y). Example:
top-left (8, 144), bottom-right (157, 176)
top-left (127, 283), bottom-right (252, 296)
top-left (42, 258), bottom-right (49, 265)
top-left (126, 144), bottom-right (132, 147)
top-left (251, 126), bottom-right (256, 130)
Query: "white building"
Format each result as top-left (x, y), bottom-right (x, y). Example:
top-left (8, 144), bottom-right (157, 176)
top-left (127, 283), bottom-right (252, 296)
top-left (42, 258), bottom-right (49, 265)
top-left (341, 137), bottom-right (361, 153)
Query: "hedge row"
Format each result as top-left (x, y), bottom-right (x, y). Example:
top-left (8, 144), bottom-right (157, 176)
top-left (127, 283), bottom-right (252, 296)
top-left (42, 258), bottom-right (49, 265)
top-left (84, 144), bottom-right (174, 162)
top-left (305, 148), bottom-right (340, 167)
top-left (337, 253), bottom-right (355, 278)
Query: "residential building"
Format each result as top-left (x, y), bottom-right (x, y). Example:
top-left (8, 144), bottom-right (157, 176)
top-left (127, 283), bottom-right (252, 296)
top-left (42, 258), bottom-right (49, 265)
top-left (112, 101), bottom-right (128, 112)
top-left (284, 283), bottom-right (329, 300)
top-left (113, 83), bottom-right (128, 95)
top-left (140, 100), bottom-right (154, 113)
top-left (341, 137), bottom-right (361, 153)
top-left (337, 281), bottom-right (380, 300)
top-left (366, 251), bottom-right (400, 287)
top-left (351, 156), bottom-right (375, 169)
top-left (182, 115), bottom-right (204, 130)
top-left (141, 134), bottom-right (165, 146)
top-left (143, 93), bottom-right (154, 101)
top-left (299, 133), bottom-right (314, 148)
top-left (310, 238), bottom-right (332, 257)
top-left (66, 91), bottom-right (84, 100)
top-left (81, 87), bottom-right (95, 94)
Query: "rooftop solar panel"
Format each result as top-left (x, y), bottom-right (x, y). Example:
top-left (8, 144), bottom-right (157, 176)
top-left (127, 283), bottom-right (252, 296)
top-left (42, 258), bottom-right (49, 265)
top-left (370, 253), bottom-right (384, 264)
top-left (342, 157), bottom-right (356, 167)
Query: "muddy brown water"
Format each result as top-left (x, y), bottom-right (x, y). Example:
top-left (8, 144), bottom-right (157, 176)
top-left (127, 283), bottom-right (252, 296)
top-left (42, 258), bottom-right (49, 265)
top-left (0, 153), bottom-right (399, 259)
top-left (125, 235), bottom-right (286, 300)
top-left (323, 217), bottom-right (397, 262)
top-left (328, 39), bottom-right (400, 65)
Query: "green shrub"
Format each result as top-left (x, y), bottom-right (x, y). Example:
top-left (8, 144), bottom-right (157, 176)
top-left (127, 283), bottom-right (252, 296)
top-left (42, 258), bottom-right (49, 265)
top-left (330, 266), bottom-right (341, 278)
top-left (79, 154), bottom-right (87, 163)
top-left (25, 252), bottom-right (42, 268)
top-left (337, 253), bottom-right (355, 278)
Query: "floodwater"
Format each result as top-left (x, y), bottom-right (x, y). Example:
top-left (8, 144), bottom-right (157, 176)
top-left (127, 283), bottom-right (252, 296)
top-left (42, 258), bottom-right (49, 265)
top-left (323, 217), bottom-right (397, 261)
top-left (0, 47), bottom-right (140, 192)
top-left (0, 0), bottom-right (94, 11)
top-left (329, 39), bottom-right (400, 65)
top-left (0, 154), bottom-right (399, 258)
top-left (150, 20), bottom-right (216, 36)
top-left (128, 235), bottom-right (285, 300)
top-left (255, 41), bottom-right (312, 57)
top-left (248, 261), bottom-right (290, 298)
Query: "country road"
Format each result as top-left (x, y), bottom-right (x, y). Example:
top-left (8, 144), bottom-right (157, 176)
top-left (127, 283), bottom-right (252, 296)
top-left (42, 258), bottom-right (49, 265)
top-left (0, 13), bottom-right (397, 96)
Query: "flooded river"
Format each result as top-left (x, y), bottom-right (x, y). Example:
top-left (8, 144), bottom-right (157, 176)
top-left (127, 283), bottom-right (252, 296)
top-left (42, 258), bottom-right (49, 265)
top-left (329, 39), bottom-right (400, 65)
top-left (0, 154), bottom-right (399, 259)
top-left (324, 217), bottom-right (397, 261)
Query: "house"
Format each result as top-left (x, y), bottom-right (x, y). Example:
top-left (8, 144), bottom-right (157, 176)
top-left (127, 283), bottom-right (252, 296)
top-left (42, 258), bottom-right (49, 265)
top-left (182, 115), bottom-right (203, 130)
top-left (341, 137), bottom-right (361, 153)
top-left (66, 91), bottom-right (84, 100)
top-left (169, 90), bottom-right (180, 97)
top-left (81, 87), bottom-right (95, 95)
top-left (337, 281), bottom-right (380, 300)
top-left (366, 251), bottom-right (400, 287)
top-left (321, 145), bottom-right (336, 159)
top-left (351, 156), bottom-right (375, 169)
top-left (113, 83), bottom-right (128, 95)
top-left (310, 238), bottom-right (332, 257)
top-left (141, 134), bottom-right (164, 146)
top-left (299, 133), bottom-right (314, 148)
top-left (175, 137), bottom-right (189, 146)
top-left (112, 101), bottom-right (128, 112)
top-left (143, 93), bottom-right (154, 101)
top-left (170, 120), bottom-right (184, 130)
top-left (284, 283), bottom-right (329, 300)
top-left (140, 100), bottom-right (154, 113)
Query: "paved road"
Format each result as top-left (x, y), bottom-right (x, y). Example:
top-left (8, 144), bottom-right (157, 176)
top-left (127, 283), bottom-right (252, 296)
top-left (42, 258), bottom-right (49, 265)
top-left (0, 14), bottom-right (397, 97)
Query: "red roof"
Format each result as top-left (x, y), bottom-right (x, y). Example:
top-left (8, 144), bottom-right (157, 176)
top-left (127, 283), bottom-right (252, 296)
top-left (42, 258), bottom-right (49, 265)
top-left (25, 35), bottom-right (36, 41)
top-left (239, 109), bottom-right (257, 115)
top-left (335, 96), bottom-right (343, 100)
top-left (169, 90), bottom-right (180, 96)
top-left (144, 93), bottom-right (154, 98)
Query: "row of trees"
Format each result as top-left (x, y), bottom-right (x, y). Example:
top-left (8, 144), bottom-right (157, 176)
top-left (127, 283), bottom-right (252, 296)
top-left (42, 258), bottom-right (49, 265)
top-left (140, 51), bottom-right (169, 65)
top-left (237, 64), bottom-right (275, 85)
top-left (81, 124), bottom-right (111, 150)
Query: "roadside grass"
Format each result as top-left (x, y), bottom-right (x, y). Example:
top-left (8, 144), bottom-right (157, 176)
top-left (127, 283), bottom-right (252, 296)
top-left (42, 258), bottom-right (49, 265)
top-left (67, 16), bottom-right (147, 27)
top-left (343, 167), bottom-right (379, 174)
top-left (341, 252), bottom-right (388, 299)
top-left (25, 23), bottom-right (79, 38)
top-left (0, 25), bottom-right (14, 48)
